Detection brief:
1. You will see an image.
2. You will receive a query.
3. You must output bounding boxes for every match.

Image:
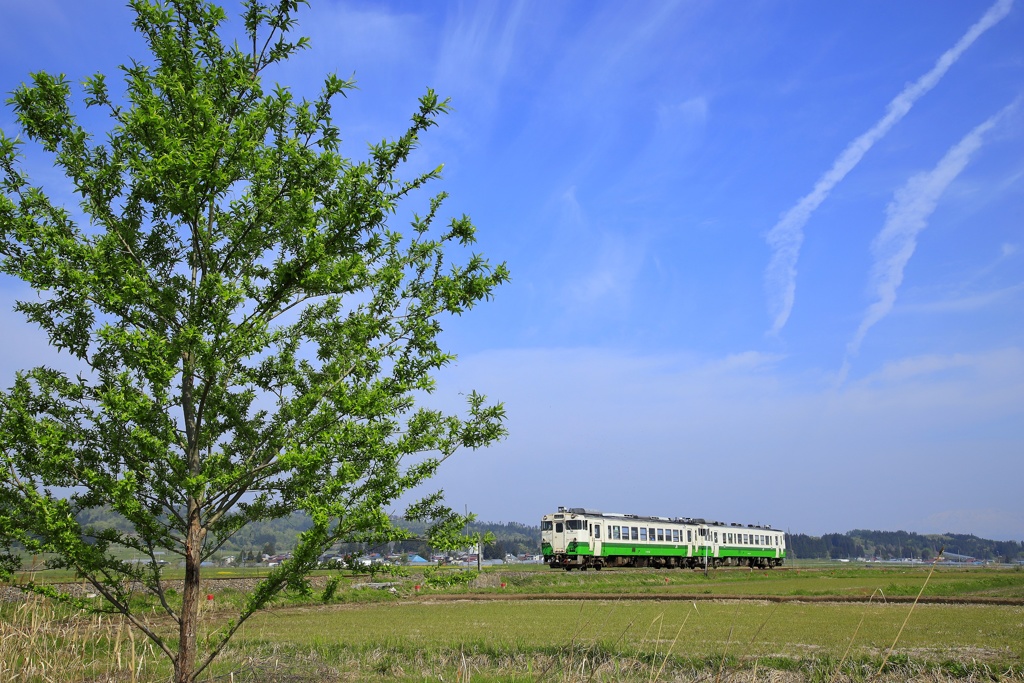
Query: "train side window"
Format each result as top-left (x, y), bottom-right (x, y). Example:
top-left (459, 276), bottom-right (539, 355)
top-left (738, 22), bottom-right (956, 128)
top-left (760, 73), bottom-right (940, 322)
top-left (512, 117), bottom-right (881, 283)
top-left (612, 526), bottom-right (619, 540)
top-left (714, 531), bottom-right (719, 542)
top-left (631, 527), bottom-right (639, 541)
top-left (639, 528), bottom-right (647, 541)
top-left (687, 530), bottom-right (692, 542)
top-left (672, 529), bottom-right (679, 542)
top-left (656, 529), bottom-right (664, 542)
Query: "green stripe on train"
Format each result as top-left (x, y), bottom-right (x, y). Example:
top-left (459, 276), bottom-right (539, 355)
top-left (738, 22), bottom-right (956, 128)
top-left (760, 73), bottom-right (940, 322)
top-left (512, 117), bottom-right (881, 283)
top-left (557, 543), bottom-right (786, 559)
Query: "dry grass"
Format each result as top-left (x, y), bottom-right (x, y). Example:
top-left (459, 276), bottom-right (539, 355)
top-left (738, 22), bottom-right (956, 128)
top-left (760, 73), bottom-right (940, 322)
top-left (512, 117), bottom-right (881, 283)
top-left (0, 594), bottom-right (163, 682)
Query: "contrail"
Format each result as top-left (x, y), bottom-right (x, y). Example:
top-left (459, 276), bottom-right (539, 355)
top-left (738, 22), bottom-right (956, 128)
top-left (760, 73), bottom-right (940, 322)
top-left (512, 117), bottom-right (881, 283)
top-left (764, 0), bottom-right (1013, 336)
top-left (843, 101), bottom-right (1017, 368)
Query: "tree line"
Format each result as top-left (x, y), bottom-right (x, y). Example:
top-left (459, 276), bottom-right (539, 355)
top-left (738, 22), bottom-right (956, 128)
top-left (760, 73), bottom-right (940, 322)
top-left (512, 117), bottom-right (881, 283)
top-left (73, 507), bottom-right (542, 561)
top-left (787, 529), bottom-right (1021, 563)
top-left (75, 506), bottom-right (1019, 564)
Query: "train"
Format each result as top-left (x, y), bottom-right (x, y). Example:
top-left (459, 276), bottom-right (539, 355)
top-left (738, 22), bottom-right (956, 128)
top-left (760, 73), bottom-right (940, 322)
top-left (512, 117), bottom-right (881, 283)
top-left (541, 507), bottom-right (786, 571)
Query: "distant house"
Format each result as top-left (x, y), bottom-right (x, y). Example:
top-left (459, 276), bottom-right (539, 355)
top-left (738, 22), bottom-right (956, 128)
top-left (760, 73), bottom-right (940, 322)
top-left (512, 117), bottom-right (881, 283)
top-left (406, 554), bottom-right (428, 564)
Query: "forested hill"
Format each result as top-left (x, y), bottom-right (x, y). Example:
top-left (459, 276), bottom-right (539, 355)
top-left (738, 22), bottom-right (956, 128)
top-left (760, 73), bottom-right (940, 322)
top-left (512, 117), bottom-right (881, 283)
top-left (788, 529), bottom-right (1021, 562)
top-left (72, 507), bottom-right (1019, 562)
top-left (73, 508), bottom-right (542, 559)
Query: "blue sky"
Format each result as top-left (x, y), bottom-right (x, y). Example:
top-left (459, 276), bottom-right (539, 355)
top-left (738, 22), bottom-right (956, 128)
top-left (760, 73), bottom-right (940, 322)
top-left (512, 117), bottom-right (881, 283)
top-left (1, 1), bottom-right (1022, 541)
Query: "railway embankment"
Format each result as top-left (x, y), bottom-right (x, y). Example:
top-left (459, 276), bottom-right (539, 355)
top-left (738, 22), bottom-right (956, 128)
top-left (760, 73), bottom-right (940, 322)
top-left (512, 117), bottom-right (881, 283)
top-left (413, 592), bottom-right (1024, 606)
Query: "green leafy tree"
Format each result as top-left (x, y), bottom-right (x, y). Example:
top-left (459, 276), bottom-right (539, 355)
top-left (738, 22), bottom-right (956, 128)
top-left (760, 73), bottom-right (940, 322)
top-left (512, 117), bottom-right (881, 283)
top-left (0, 1), bottom-right (508, 682)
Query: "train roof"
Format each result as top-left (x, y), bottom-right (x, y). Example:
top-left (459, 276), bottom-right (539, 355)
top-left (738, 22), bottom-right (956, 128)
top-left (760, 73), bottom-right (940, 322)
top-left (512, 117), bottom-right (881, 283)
top-left (552, 507), bottom-right (778, 531)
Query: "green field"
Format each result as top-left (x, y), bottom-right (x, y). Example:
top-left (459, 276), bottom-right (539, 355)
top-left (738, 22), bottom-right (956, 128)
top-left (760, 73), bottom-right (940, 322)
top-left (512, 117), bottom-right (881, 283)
top-left (4, 565), bottom-right (1024, 681)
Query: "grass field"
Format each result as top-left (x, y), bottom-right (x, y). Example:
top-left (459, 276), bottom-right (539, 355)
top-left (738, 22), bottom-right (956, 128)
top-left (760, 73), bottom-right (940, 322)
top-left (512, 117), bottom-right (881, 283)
top-left (3, 565), bottom-right (1023, 681)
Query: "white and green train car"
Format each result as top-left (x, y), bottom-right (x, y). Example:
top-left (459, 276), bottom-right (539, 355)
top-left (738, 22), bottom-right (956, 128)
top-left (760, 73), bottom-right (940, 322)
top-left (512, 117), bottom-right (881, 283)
top-left (540, 507), bottom-right (786, 571)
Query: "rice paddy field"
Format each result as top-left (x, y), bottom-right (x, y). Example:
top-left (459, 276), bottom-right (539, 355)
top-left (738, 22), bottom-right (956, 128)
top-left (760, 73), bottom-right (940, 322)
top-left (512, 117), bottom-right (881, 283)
top-left (3, 564), bottom-right (1023, 682)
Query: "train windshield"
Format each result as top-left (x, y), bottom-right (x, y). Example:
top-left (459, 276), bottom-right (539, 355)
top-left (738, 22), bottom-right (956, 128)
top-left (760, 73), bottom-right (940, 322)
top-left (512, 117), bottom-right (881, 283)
top-left (541, 521), bottom-right (553, 531)
top-left (566, 520), bottom-right (585, 531)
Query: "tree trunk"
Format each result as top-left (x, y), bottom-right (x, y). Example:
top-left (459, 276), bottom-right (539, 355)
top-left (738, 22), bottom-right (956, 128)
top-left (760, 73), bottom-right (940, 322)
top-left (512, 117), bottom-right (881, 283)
top-left (175, 504), bottom-right (205, 683)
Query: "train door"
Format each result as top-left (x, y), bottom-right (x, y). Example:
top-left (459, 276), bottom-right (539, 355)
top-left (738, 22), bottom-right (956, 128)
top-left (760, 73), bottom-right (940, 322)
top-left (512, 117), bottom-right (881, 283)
top-left (551, 518), bottom-right (566, 553)
top-left (697, 526), bottom-right (708, 560)
top-left (591, 522), bottom-right (602, 558)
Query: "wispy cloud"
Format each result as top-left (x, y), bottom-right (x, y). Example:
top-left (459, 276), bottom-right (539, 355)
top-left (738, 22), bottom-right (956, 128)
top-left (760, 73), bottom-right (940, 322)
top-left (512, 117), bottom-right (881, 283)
top-left (434, 2), bottom-right (527, 114)
top-left (843, 101), bottom-right (1018, 371)
top-left (903, 283), bottom-right (1024, 315)
top-left (764, 0), bottom-right (1013, 336)
top-left (562, 232), bottom-right (646, 311)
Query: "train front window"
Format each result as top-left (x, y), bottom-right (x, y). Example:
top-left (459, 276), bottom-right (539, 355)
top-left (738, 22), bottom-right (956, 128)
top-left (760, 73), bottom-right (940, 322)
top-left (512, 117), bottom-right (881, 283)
top-left (541, 521), bottom-right (553, 531)
top-left (556, 522), bottom-right (563, 533)
top-left (566, 520), bottom-right (584, 531)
